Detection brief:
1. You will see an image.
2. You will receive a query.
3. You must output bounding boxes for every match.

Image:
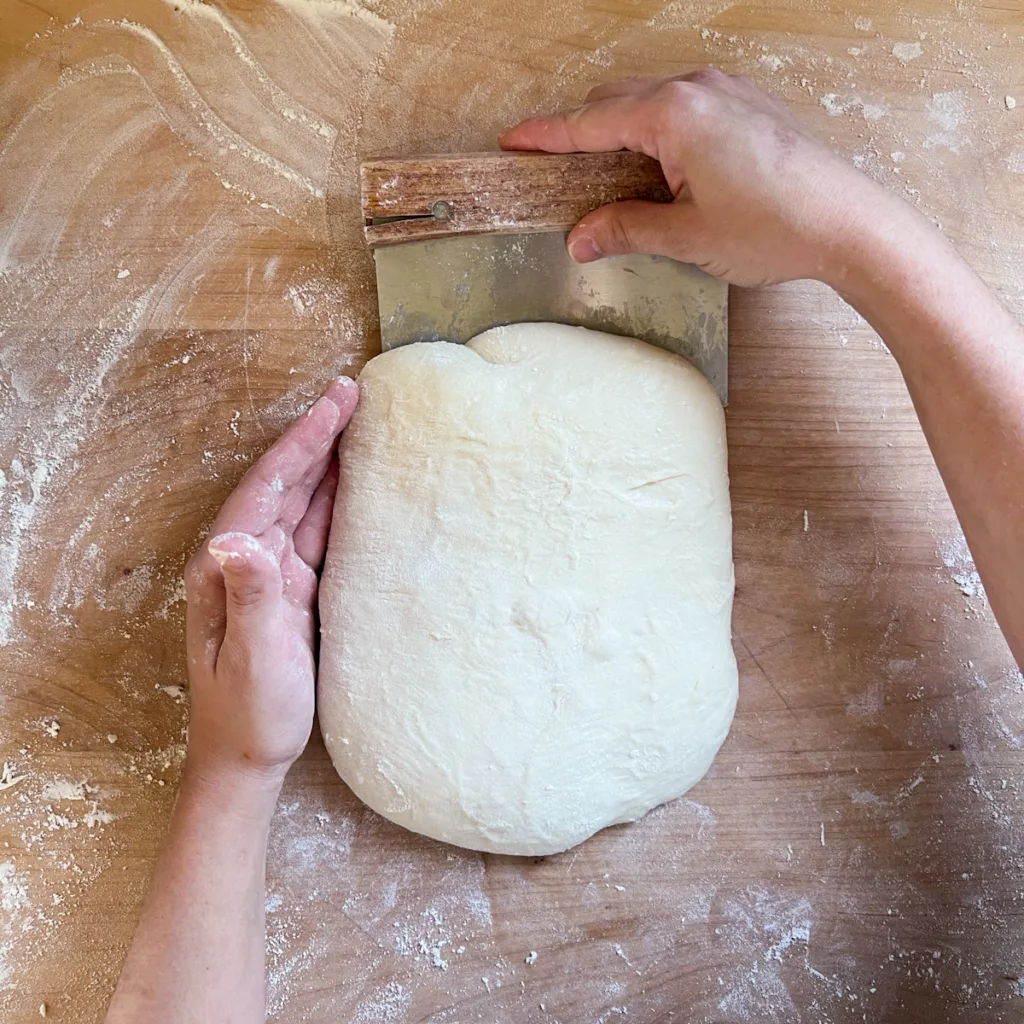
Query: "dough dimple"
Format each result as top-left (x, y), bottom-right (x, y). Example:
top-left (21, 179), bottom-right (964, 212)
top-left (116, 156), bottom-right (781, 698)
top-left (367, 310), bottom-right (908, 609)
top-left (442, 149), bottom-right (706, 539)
top-left (319, 322), bottom-right (737, 856)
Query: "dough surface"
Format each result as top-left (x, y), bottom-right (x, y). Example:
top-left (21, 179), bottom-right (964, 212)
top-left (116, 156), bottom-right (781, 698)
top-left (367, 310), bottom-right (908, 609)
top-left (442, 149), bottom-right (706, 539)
top-left (319, 323), bottom-right (737, 856)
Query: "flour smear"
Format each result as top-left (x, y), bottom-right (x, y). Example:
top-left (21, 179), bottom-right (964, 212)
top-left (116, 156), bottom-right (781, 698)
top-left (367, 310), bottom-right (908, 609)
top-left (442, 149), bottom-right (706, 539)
top-left (0, 0), bottom-right (391, 1012)
top-left (1, 0), bottom-right (1022, 1019)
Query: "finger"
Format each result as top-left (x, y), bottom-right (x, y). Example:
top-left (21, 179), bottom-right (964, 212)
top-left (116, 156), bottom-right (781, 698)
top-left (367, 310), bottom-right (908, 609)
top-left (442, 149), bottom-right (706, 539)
top-left (498, 92), bottom-right (672, 157)
top-left (584, 76), bottom-right (662, 104)
top-left (293, 455), bottom-right (340, 570)
top-left (276, 446), bottom-right (336, 534)
top-left (280, 545), bottom-right (318, 611)
top-left (214, 376), bottom-right (356, 534)
top-left (184, 551), bottom-right (227, 673)
top-left (257, 523), bottom-right (288, 561)
top-left (210, 377), bottom-right (358, 539)
top-left (567, 198), bottom-right (705, 263)
top-left (207, 531), bottom-right (283, 643)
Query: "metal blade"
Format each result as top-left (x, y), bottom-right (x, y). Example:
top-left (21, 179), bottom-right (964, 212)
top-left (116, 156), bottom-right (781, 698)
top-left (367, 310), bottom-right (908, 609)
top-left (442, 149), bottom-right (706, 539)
top-left (373, 231), bottom-right (728, 404)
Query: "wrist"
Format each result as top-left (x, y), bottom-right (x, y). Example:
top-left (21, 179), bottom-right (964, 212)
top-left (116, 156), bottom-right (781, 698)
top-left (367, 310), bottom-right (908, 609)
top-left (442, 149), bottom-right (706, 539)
top-left (178, 753), bottom-right (287, 824)
top-left (821, 191), bottom-right (950, 310)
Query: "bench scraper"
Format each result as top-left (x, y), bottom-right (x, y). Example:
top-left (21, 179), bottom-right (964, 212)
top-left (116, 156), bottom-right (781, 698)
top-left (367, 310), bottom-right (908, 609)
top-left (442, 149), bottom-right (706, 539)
top-left (360, 151), bottom-right (727, 404)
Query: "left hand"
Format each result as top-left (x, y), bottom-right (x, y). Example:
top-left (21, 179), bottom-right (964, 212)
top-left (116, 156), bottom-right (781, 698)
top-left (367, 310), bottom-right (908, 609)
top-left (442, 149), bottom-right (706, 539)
top-left (183, 377), bottom-right (359, 786)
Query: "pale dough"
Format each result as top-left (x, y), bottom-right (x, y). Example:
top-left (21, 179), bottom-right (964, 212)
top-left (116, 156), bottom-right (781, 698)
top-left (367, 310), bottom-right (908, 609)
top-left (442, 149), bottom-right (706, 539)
top-left (318, 323), bottom-right (737, 856)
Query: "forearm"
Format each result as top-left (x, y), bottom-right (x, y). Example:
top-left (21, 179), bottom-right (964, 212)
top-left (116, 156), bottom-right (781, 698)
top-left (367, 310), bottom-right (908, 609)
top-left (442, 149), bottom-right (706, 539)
top-left (106, 764), bottom-right (282, 1024)
top-left (832, 204), bottom-right (1024, 663)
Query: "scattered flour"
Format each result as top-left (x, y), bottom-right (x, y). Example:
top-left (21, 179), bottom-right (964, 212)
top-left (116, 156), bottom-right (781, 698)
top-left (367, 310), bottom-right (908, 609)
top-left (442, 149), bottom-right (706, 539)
top-left (0, 1), bottom-right (1020, 1019)
top-left (819, 93), bottom-right (888, 120)
top-left (353, 980), bottom-right (411, 1023)
top-left (717, 890), bottom-right (814, 1021)
top-left (924, 91), bottom-right (969, 152)
top-left (892, 41), bottom-right (924, 63)
top-left (939, 529), bottom-right (985, 600)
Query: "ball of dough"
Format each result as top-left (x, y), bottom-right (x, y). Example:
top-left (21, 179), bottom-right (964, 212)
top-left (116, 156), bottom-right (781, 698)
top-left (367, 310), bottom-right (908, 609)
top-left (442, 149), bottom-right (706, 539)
top-left (319, 323), bottom-right (737, 856)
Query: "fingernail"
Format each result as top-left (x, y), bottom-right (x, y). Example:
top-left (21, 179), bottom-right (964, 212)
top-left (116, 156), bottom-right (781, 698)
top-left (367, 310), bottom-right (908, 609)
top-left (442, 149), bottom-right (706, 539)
top-left (334, 375), bottom-right (356, 387)
top-left (568, 234), bottom-right (603, 263)
top-left (208, 531), bottom-right (264, 568)
top-left (208, 546), bottom-right (242, 568)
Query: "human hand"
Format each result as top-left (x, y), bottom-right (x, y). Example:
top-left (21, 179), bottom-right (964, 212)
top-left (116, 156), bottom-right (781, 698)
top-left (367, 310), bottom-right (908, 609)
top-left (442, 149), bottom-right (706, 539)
top-left (500, 69), bottom-right (907, 288)
top-left (183, 378), bottom-right (359, 787)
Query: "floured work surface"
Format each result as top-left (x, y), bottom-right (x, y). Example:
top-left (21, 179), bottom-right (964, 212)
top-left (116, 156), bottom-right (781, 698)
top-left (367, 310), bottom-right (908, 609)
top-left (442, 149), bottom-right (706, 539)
top-left (0, 1), bottom-right (1022, 1021)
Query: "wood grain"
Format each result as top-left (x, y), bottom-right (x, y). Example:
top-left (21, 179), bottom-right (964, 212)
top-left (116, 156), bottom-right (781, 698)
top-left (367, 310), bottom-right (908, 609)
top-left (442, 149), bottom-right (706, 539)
top-left (361, 151), bottom-right (672, 246)
top-left (0, 1), bottom-right (1022, 1022)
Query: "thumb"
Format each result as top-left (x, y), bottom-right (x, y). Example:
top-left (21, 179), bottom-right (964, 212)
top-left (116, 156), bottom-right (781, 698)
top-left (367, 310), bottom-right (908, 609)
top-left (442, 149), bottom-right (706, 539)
top-left (567, 199), bottom-right (702, 264)
top-left (207, 532), bottom-right (282, 633)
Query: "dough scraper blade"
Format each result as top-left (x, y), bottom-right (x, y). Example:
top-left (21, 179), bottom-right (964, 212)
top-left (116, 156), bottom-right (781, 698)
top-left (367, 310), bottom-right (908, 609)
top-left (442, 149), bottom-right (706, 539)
top-left (361, 152), bottom-right (728, 404)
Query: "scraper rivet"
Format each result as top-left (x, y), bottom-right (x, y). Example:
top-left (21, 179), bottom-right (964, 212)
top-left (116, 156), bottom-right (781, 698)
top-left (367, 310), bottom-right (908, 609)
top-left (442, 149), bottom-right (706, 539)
top-left (431, 200), bottom-right (452, 221)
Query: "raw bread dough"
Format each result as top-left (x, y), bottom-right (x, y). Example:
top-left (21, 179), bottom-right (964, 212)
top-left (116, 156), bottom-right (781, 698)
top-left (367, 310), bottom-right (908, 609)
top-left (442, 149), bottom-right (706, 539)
top-left (319, 323), bottom-right (737, 856)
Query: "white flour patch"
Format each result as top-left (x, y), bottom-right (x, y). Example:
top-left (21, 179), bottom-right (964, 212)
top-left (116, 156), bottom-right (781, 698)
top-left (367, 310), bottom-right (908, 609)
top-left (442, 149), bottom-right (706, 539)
top-left (388, 864), bottom-right (494, 970)
top-left (891, 42), bottom-right (923, 63)
top-left (717, 889), bottom-right (814, 1021)
top-left (39, 779), bottom-right (95, 802)
top-left (155, 577), bottom-right (188, 619)
top-left (819, 93), bottom-right (888, 121)
top-left (927, 91), bottom-right (969, 131)
top-left (162, 0), bottom-right (338, 143)
top-left (1007, 152), bottom-right (1024, 174)
top-left (353, 979), bottom-right (411, 1023)
top-left (924, 91), bottom-right (969, 152)
top-left (0, 750), bottom-right (122, 995)
top-left (0, 861), bottom-right (31, 987)
top-left (819, 93), bottom-right (847, 117)
top-left (273, 0), bottom-right (396, 39)
top-left (0, 290), bottom-right (154, 644)
top-left (851, 789), bottom-right (881, 806)
top-left (0, 457), bottom-right (55, 645)
top-left (766, 921), bottom-right (810, 962)
top-left (264, 798), bottom-right (490, 1011)
top-left (847, 683), bottom-right (883, 718)
top-left (265, 798), bottom-right (355, 1014)
top-left (105, 18), bottom-right (326, 200)
top-left (939, 529), bottom-right (985, 600)
top-left (756, 54), bottom-right (791, 73)
top-left (105, 564), bottom-right (155, 614)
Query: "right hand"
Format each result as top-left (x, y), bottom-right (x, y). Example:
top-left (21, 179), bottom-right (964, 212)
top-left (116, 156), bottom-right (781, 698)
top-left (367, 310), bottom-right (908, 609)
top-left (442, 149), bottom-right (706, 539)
top-left (499, 69), bottom-right (908, 289)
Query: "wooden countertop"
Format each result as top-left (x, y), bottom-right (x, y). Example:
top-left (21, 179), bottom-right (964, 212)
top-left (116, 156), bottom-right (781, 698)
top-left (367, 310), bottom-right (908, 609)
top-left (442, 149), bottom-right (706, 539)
top-left (0, 0), bottom-right (1022, 1020)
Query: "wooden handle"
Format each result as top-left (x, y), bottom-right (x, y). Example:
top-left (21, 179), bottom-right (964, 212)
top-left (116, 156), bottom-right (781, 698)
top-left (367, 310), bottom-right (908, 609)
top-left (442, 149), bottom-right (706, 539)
top-left (360, 151), bottom-right (672, 248)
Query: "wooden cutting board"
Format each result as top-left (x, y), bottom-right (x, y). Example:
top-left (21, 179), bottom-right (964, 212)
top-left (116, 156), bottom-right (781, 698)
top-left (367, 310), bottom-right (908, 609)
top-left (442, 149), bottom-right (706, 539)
top-left (0, 0), bottom-right (1021, 1021)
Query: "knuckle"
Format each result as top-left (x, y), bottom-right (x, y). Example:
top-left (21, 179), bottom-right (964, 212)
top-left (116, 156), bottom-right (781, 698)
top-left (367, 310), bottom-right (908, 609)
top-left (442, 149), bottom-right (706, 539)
top-left (684, 67), bottom-right (725, 87)
top-left (654, 78), bottom-right (690, 108)
top-left (653, 79), bottom-right (713, 134)
top-left (601, 210), bottom-right (637, 254)
top-left (565, 104), bottom-right (588, 128)
top-left (650, 79), bottom-right (691, 133)
top-left (227, 578), bottom-right (268, 610)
